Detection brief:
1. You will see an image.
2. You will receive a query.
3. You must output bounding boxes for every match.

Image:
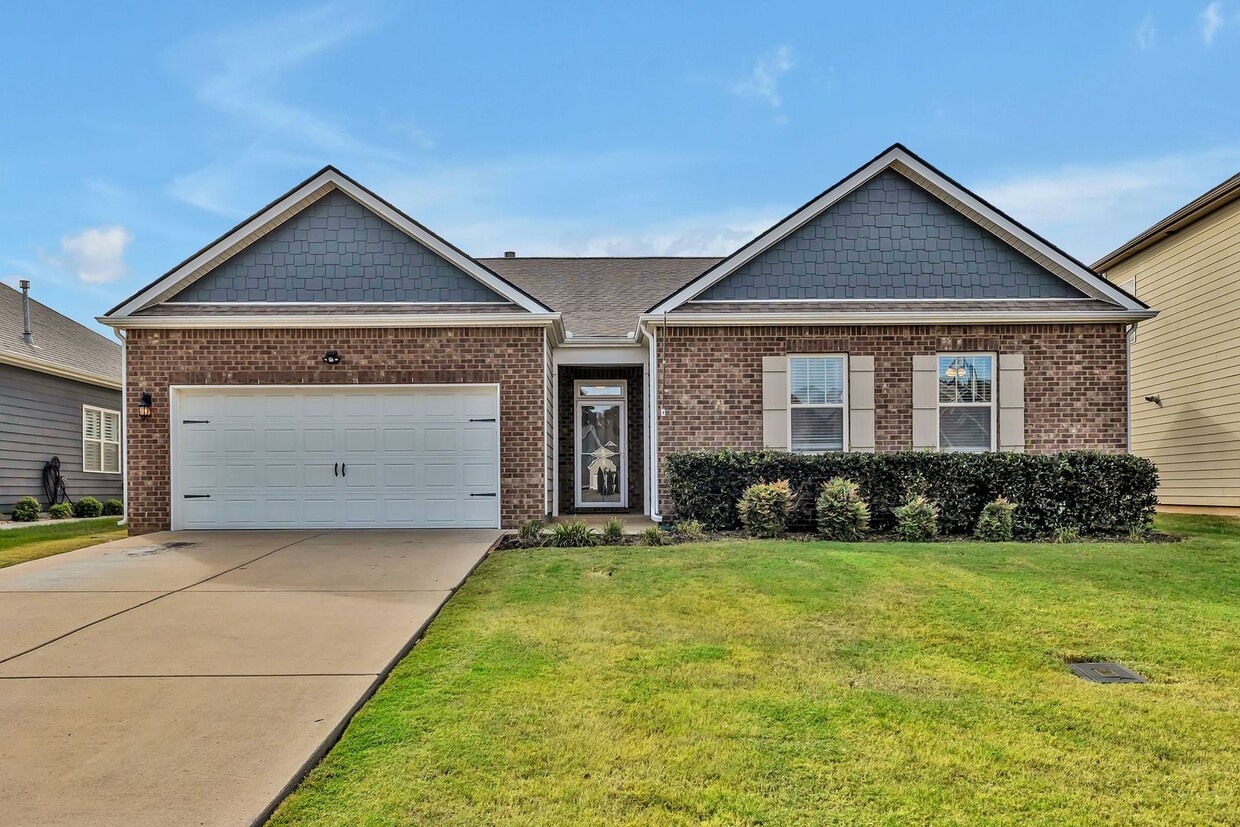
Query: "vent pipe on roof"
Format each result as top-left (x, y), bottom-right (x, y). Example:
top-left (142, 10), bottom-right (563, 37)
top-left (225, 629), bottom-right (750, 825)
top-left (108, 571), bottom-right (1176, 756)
top-left (19, 279), bottom-right (32, 345)
top-left (504, 251), bottom-right (516, 258)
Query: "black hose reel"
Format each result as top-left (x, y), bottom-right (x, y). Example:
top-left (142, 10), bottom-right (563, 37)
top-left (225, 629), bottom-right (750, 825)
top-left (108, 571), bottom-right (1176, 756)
top-left (42, 457), bottom-right (73, 507)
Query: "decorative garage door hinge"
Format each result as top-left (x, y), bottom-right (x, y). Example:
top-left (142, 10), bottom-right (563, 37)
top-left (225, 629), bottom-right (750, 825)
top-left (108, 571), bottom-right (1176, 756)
top-left (183, 494), bottom-right (211, 499)
top-left (182, 419), bottom-right (210, 424)
top-left (470, 492), bottom-right (498, 497)
top-left (469, 418), bottom-right (497, 422)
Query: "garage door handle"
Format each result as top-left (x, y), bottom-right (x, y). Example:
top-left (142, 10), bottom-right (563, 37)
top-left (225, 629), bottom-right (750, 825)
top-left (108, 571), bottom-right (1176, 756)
top-left (469, 418), bottom-right (496, 422)
top-left (470, 492), bottom-right (497, 497)
top-left (183, 494), bottom-right (210, 499)
top-left (341, 463), bottom-right (347, 477)
top-left (334, 462), bottom-right (339, 477)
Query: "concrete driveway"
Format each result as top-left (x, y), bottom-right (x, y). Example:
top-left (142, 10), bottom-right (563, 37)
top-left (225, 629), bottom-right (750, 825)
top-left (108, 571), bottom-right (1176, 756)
top-left (0, 528), bottom-right (498, 827)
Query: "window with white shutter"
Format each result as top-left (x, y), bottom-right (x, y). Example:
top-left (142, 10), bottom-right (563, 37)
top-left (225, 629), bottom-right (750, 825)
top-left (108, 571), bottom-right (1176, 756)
top-left (788, 355), bottom-right (848, 452)
top-left (937, 355), bottom-right (995, 452)
top-left (83, 405), bottom-right (121, 474)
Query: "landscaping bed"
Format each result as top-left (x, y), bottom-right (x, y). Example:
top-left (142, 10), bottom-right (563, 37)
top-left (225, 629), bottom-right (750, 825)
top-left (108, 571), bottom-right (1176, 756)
top-left (0, 517), bottom-right (125, 569)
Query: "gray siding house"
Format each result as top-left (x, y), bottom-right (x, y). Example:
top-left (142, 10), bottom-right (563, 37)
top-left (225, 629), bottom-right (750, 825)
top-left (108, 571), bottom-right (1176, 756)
top-left (0, 282), bottom-right (123, 516)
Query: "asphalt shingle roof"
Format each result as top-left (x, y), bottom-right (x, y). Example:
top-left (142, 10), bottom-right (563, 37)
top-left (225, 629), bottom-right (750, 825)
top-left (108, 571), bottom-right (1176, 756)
top-left (479, 257), bottom-right (721, 337)
top-left (0, 284), bottom-right (121, 382)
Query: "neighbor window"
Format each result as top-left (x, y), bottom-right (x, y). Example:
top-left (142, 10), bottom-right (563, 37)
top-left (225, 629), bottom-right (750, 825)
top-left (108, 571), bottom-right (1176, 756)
top-left (938, 355), bottom-right (994, 452)
top-left (83, 405), bottom-right (121, 474)
top-left (789, 355), bottom-right (847, 452)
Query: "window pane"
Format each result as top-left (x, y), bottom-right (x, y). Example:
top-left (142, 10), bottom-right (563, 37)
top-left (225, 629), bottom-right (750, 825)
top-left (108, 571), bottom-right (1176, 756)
top-left (790, 357), bottom-right (844, 406)
top-left (791, 407), bottom-right (844, 452)
top-left (939, 406), bottom-right (992, 452)
top-left (102, 411), bottom-right (119, 442)
top-left (939, 356), bottom-right (993, 404)
top-left (84, 409), bottom-right (101, 440)
top-left (579, 384), bottom-right (623, 398)
top-left (579, 403), bottom-right (622, 504)
top-left (103, 442), bottom-right (121, 474)
top-left (84, 440), bottom-right (102, 473)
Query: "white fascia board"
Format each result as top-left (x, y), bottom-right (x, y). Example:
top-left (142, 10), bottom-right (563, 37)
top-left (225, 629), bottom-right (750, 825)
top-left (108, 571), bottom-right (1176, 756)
top-left (553, 343), bottom-right (647, 366)
top-left (649, 146), bottom-right (1148, 315)
top-left (106, 169), bottom-right (551, 318)
top-left (98, 312), bottom-right (565, 331)
top-left (640, 309), bottom-right (1157, 327)
top-left (0, 352), bottom-right (122, 389)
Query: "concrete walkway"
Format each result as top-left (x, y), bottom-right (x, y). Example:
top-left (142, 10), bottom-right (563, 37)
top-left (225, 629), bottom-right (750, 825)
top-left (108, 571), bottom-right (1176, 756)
top-left (0, 528), bottom-right (498, 827)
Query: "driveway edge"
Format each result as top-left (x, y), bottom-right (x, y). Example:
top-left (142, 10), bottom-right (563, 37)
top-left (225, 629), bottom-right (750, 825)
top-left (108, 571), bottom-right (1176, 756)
top-left (249, 535), bottom-right (502, 827)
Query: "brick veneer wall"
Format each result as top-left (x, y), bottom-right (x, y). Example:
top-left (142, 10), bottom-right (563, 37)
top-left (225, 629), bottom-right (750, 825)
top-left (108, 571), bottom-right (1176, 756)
top-left (557, 366), bottom-right (644, 513)
top-left (124, 326), bottom-right (545, 534)
top-left (655, 323), bottom-right (1129, 509)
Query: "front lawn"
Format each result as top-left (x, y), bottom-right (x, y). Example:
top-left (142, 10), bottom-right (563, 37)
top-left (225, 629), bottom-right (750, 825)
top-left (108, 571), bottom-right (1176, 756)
top-left (0, 518), bottom-right (125, 569)
top-left (270, 514), bottom-right (1240, 826)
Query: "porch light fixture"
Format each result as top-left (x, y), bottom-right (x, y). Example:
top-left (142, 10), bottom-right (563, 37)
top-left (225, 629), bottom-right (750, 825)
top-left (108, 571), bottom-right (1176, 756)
top-left (322, 350), bottom-right (341, 364)
top-left (137, 392), bottom-right (152, 418)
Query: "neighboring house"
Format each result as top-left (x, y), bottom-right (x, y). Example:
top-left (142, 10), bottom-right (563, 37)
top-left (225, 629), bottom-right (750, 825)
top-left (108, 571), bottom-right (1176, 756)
top-left (1094, 172), bottom-right (1240, 512)
top-left (100, 144), bottom-right (1153, 535)
top-left (1, 281), bottom-right (123, 515)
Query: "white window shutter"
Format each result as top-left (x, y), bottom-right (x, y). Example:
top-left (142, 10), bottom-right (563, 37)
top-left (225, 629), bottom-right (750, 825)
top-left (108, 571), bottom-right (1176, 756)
top-left (848, 355), bottom-right (875, 452)
top-left (762, 355), bottom-right (788, 449)
top-left (911, 355), bottom-right (938, 449)
top-left (998, 353), bottom-right (1025, 452)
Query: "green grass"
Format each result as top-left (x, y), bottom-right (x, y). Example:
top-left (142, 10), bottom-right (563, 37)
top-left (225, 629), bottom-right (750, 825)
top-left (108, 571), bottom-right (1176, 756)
top-left (0, 518), bottom-right (125, 569)
top-left (270, 514), bottom-right (1240, 826)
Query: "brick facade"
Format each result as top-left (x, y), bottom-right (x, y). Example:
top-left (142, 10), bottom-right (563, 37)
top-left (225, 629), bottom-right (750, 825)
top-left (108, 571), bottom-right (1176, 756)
top-left (655, 323), bottom-right (1129, 508)
top-left (123, 326), bottom-right (545, 534)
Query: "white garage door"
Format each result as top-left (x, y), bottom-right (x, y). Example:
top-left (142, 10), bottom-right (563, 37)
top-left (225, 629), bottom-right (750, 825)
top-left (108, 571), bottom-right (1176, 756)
top-left (172, 386), bottom-right (500, 529)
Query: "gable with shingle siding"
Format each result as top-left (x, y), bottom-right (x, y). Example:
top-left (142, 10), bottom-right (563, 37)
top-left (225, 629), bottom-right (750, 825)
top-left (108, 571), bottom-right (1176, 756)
top-left (693, 170), bottom-right (1085, 302)
top-left (168, 190), bottom-right (507, 304)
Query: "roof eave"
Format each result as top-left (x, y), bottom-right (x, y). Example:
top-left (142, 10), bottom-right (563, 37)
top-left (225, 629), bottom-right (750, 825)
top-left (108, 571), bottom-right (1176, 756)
top-left (0, 351), bottom-right (122, 390)
top-left (98, 312), bottom-right (565, 333)
top-left (639, 309), bottom-right (1157, 327)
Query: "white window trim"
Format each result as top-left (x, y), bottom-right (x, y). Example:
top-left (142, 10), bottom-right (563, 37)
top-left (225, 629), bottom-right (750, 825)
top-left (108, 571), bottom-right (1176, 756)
top-left (82, 404), bottom-right (122, 475)
top-left (787, 354), bottom-right (850, 454)
top-left (936, 353), bottom-right (997, 453)
top-left (573, 380), bottom-right (628, 509)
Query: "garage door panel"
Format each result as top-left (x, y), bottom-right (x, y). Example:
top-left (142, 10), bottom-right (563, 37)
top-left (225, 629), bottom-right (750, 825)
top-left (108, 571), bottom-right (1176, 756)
top-left (174, 387), bottom-right (500, 529)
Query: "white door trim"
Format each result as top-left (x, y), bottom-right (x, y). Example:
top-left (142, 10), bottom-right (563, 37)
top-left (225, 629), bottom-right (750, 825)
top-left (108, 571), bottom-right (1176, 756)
top-left (169, 383), bottom-right (501, 530)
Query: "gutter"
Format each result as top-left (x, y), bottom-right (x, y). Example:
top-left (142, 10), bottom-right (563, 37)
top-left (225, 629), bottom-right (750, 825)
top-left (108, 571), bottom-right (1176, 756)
top-left (0, 352), bottom-right (121, 390)
top-left (639, 310), bottom-right (1157, 327)
top-left (98, 312), bottom-right (567, 341)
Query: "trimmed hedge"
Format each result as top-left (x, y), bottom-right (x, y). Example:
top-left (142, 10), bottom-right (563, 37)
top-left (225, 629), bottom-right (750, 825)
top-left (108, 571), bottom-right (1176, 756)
top-left (663, 450), bottom-right (1158, 539)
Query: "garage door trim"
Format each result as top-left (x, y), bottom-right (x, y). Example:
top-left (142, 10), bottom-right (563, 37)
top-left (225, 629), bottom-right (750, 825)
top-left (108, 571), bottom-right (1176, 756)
top-left (169, 383), bottom-right (501, 530)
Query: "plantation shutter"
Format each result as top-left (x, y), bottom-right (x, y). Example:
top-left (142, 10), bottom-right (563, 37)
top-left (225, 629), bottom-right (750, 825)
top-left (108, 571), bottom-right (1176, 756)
top-left (848, 355), bottom-right (875, 452)
top-left (762, 355), bottom-right (789, 449)
top-left (83, 408), bottom-right (102, 472)
top-left (911, 355), bottom-right (938, 449)
top-left (998, 353), bottom-right (1026, 452)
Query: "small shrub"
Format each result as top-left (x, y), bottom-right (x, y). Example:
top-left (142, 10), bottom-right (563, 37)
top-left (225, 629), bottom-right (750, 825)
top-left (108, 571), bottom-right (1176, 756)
top-left (49, 502), bottom-right (74, 519)
top-left (1126, 528), bottom-right (1149, 544)
top-left (975, 497), bottom-right (1016, 542)
top-left (1054, 526), bottom-right (1081, 544)
top-left (516, 519), bottom-right (544, 547)
top-left (545, 520), bottom-right (598, 548)
top-left (74, 497), bottom-right (103, 518)
top-left (638, 526), bottom-right (664, 546)
top-left (737, 480), bottom-right (795, 538)
top-left (601, 517), bottom-right (627, 544)
top-left (674, 518), bottom-right (705, 542)
top-left (102, 499), bottom-right (124, 516)
top-left (815, 477), bottom-right (870, 541)
top-left (894, 495), bottom-right (939, 542)
top-left (11, 496), bottom-right (40, 522)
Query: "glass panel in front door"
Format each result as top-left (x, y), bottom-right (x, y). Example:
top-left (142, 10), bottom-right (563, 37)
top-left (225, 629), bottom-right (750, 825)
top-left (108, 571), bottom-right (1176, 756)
top-left (579, 402), bottom-right (623, 505)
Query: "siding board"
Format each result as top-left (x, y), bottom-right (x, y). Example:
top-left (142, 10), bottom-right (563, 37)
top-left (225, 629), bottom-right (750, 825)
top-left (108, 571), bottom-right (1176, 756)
top-left (0, 363), bottom-right (124, 513)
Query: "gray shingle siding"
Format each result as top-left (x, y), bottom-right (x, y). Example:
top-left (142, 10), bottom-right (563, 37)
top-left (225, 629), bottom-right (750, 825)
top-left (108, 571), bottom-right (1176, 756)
top-left (0, 363), bottom-right (123, 514)
top-left (169, 190), bottom-right (507, 303)
top-left (695, 170), bottom-right (1085, 301)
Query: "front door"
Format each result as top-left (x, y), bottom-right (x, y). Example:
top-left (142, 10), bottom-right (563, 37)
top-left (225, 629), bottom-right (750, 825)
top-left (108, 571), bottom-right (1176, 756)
top-left (574, 381), bottom-right (626, 509)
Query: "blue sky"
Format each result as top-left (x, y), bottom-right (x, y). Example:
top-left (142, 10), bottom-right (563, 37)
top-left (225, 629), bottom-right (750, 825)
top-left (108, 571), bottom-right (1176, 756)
top-left (2, 1), bottom-right (1239, 334)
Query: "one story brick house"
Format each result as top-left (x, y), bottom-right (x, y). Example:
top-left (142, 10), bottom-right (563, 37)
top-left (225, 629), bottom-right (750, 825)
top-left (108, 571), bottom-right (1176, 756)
top-left (100, 144), bottom-right (1154, 534)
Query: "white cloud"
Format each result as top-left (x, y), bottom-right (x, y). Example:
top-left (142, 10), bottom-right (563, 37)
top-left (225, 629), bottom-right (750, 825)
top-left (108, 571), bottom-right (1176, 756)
top-left (731, 45), bottom-right (795, 110)
top-left (975, 147), bottom-right (1240, 264)
top-left (54, 226), bottom-right (133, 284)
top-left (1136, 14), bottom-right (1157, 49)
top-left (1201, 1), bottom-right (1224, 43)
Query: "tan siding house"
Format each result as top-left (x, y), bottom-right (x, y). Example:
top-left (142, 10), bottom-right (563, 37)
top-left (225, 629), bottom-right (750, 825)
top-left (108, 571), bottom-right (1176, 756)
top-left (1096, 174), bottom-right (1240, 510)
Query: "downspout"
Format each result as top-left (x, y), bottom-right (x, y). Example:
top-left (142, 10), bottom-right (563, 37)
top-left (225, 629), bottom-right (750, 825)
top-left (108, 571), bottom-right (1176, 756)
top-left (1126, 323), bottom-right (1135, 455)
top-left (112, 328), bottom-right (128, 527)
top-left (646, 315), bottom-right (665, 523)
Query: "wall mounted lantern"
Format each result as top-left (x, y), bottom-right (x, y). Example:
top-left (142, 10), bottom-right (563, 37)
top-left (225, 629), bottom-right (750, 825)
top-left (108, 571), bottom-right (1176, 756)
top-left (138, 392), bottom-right (152, 418)
top-left (322, 350), bottom-right (342, 365)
